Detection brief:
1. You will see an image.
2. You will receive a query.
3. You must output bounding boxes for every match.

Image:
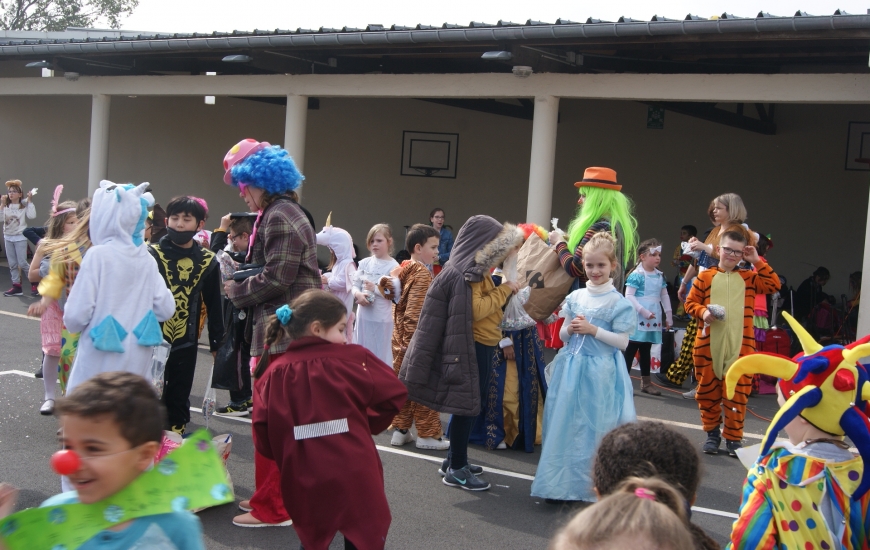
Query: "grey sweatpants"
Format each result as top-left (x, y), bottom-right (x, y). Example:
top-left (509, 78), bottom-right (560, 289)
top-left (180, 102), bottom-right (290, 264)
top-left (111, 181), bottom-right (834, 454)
top-left (5, 238), bottom-right (29, 284)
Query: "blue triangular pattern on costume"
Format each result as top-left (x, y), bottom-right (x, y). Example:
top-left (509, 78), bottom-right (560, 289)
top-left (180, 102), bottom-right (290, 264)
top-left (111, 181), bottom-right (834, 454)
top-left (89, 315), bottom-right (128, 353)
top-left (133, 310), bottom-right (164, 346)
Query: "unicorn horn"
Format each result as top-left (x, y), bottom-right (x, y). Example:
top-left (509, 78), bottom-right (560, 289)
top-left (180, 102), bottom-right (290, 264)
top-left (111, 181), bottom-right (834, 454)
top-left (325, 211), bottom-right (332, 227)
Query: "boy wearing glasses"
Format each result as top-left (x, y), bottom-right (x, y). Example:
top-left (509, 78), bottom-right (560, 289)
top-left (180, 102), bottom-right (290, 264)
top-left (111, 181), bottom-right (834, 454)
top-left (685, 228), bottom-right (780, 457)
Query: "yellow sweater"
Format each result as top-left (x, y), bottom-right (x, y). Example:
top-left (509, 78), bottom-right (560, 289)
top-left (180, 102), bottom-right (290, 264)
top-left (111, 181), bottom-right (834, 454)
top-left (471, 274), bottom-right (514, 346)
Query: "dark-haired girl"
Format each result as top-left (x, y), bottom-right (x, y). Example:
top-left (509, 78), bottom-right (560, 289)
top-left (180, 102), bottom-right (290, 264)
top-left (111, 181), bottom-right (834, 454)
top-left (252, 289), bottom-right (407, 550)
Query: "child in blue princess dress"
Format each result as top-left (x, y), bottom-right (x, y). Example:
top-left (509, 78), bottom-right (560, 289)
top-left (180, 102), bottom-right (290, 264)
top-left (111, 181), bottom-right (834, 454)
top-left (531, 231), bottom-right (637, 502)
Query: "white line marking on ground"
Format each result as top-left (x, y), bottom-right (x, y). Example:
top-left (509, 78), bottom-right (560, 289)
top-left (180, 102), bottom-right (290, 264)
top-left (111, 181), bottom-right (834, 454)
top-left (0, 309), bottom-right (38, 321)
top-left (692, 506), bottom-right (739, 519)
top-left (7, 372), bottom-right (740, 521)
top-left (638, 415), bottom-right (770, 441)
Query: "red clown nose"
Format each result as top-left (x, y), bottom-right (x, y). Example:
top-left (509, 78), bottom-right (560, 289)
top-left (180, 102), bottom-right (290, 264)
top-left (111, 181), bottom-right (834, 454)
top-left (50, 449), bottom-right (81, 476)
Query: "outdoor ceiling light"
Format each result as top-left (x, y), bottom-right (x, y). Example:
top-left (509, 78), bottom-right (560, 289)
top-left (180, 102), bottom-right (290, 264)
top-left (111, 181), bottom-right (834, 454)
top-left (512, 65), bottom-right (533, 77)
top-left (222, 55), bottom-right (253, 63)
top-left (25, 60), bottom-right (52, 69)
top-left (481, 51), bottom-right (513, 61)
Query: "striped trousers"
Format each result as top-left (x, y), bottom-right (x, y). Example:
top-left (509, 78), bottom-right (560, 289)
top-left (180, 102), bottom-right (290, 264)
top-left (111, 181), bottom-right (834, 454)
top-left (392, 354), bottom-right (443, 438)
top-left (694, 365), bottom-right (752, 441)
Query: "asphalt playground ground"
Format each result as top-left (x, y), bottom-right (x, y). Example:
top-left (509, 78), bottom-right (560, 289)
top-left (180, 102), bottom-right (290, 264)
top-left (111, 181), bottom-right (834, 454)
top-left (0, 267), bottom-right (784, 549)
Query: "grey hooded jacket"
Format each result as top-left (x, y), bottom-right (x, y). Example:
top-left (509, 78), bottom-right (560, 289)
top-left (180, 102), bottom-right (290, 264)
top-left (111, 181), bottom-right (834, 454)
top-left (400, 215), bottom-right (522, 416)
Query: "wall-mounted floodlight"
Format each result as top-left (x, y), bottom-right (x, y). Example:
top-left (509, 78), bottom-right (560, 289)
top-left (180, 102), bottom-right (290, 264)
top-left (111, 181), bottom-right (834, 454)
top-left (222, 55), bottom-right (252, 63)
top-left (25, 60), bottom-right (53, 69)
top-left (481, 51), bottom-right (513, 61)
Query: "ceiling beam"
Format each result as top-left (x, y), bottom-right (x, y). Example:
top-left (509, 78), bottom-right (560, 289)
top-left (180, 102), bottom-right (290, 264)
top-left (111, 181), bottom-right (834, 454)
top-left (648, 101), bottom-right (777, 134)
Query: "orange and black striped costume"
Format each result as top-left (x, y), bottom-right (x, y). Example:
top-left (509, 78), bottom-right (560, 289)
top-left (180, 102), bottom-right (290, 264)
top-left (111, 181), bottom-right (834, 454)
top-left (685, 263), bottom-right (780, 441)
top-left (391, 260), bottom-right (443, 438)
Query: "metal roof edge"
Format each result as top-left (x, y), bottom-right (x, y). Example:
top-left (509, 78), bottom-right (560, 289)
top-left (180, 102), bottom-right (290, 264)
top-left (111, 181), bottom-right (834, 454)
top-left (1, 14), bottom-right (869, 56)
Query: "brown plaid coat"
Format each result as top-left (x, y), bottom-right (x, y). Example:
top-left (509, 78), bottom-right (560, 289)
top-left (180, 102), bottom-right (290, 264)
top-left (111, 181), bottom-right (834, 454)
top-left (226, 197), bottom-right (320, 356)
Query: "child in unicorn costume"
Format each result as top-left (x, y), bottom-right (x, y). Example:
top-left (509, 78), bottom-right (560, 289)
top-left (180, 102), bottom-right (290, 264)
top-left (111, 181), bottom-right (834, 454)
top-left (64, 181), bottom-right (176, 393)
top-left (316, 214), bottom-right (357, 340)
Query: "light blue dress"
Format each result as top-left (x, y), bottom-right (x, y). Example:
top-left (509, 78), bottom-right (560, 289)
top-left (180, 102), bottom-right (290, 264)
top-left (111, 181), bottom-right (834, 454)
top-left (531, 283), bottom-right (637, 502)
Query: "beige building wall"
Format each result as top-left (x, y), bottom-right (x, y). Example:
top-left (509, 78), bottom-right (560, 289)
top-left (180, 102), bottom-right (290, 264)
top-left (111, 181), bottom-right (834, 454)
top-left (0, 94), bottom-right (866, 299)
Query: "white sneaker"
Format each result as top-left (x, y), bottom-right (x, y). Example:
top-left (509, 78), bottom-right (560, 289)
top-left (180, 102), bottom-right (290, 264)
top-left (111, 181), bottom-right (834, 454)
top-left (416, 437), bottom-right (450, 450)
top-left (391, 430), bottom-right (414, 446)
top-left (682, 388), bottom-right (697, 399)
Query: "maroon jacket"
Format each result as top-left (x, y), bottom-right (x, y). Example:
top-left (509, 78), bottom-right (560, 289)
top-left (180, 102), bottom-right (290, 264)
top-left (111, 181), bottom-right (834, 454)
top-left (253, 337), bottom-right (407, 550)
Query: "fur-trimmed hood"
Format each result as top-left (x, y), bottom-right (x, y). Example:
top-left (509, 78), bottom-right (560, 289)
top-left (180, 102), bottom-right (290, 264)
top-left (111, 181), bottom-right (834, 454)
top-left (447, 215), bottom-right (524, 283)
top-left (474, 222), bottom-right (524, 271)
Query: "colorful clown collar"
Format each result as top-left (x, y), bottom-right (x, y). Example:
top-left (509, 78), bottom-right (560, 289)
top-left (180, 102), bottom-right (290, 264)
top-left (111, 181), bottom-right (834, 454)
top-left (725, 312), bottom-right (870, 498)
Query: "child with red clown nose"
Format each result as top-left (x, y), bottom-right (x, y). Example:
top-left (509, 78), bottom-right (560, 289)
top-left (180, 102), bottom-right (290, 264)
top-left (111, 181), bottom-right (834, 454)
top-left (725, 312), bottom-right (870, 550)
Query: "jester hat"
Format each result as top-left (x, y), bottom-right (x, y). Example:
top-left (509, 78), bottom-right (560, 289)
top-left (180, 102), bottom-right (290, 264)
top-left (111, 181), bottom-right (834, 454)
top-left (725, 312), bottom-right (870, 498)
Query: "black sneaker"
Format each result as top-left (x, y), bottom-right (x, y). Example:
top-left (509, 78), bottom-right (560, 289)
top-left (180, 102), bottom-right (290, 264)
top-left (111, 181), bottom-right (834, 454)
top-left (725, 439), bottom-right (743, 458)
top-left (443, 466), bottom-right (490, 491)
top-left (31, 284), bottom-right (39, 297)
top-left (3, 284), bottom-right (22, 297)
top-left (654, 371), bottom-right (683, 389)
top-left (703, 428), bottom-right (721, 455)
top-left (34, 366), bottom-right (43, 379)
top-left (216, 401), bottom-right (250, 417)
top-left (439, 459), bottom-right (483, 477)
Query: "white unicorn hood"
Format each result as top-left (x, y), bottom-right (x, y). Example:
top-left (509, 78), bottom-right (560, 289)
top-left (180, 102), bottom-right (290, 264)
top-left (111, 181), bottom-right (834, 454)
top-left (315, 214), bottom-right (356, 307)
top-left (90, 180), bottom-right (154, 247)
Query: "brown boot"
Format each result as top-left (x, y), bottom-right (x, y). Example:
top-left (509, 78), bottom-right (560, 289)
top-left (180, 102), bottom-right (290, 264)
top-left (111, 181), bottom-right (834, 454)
top-left (640, 376), bottom-right (661, 395)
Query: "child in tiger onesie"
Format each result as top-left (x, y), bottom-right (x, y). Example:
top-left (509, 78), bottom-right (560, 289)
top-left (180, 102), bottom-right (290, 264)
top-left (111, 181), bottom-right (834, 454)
top-left (685, 228), bottom-right (780, 457)
top-left (382, 223), bottom-right (449, 451)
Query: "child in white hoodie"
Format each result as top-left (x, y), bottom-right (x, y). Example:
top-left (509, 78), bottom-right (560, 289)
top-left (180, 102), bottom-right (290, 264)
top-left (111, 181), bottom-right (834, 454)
top-left (0, 179), bottom-right (37, 296)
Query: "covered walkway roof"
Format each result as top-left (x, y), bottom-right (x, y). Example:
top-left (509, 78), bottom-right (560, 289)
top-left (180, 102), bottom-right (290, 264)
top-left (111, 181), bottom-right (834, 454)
top-left (0, 11), bottom-right (869, 76)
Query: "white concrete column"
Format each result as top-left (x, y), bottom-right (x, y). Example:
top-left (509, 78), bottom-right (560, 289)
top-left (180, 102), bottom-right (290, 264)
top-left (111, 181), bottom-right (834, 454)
top-left (284, 94), bottom-right (308, 172)
top-left (87, 94), bottom-right (111, 194)
top-left (525, 96), bottom-right (559, 227)
top-left (858, 185), bottom-right (870, 338)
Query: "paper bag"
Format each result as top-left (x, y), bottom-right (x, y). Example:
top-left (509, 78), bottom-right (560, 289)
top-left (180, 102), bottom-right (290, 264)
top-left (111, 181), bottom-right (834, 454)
top-left (517, 233), bottom-right (574, 320)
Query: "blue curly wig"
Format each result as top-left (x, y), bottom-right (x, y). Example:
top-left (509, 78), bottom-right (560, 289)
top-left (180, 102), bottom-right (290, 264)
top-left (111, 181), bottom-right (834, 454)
top-left (230, 146), bottom-right (304, 194)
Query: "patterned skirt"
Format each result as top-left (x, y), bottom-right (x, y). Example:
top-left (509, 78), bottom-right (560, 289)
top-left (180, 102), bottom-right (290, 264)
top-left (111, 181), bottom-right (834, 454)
top-left (58, 326), bottom-right (81, 396)
top-left (40, 301), bottom-right (63, 356)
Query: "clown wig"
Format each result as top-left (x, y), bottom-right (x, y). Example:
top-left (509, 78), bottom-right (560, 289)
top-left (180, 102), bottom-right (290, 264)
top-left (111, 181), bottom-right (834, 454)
top-left (229, 146), bottom-right (304, 195)
top-left (517, 223), bottom-right (549, 244)
top-left (566, 185), bottom-right (638, 266)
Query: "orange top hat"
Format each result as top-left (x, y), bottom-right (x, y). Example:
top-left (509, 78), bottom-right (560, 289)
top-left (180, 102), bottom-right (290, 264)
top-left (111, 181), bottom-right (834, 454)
top-left (574, 167), bottom-right (622, 191)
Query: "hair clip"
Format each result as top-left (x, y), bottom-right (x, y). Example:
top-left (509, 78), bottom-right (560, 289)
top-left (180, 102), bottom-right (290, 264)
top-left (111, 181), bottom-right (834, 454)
top-left (634, 488), bottom-right (657, 501)
top-left (276, 305), bottom-right (293, 326)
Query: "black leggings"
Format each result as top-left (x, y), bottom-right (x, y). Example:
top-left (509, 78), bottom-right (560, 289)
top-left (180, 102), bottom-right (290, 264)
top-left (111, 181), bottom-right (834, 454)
top-left (624, 340), bottom-right (653, 377)
top-left (447, 342), bottom-right (495, 470)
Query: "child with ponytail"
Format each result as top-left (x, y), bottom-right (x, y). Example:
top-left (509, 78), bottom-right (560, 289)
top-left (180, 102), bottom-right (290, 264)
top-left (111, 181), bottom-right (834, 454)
top-left (252, 289), bottom-right (407, 550)
top-left (623, 238), bottom-right (673, 396)
top-left (549, 477), bottom-right (695, 550)
top-left (26, 192), bottom-right (79, 415)
top-left (531, 232), bottom-right (637, 502)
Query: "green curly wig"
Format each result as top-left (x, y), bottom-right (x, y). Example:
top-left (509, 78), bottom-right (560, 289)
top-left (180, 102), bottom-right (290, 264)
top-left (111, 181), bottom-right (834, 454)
top-left (566, 186), bottom-right (638, 266)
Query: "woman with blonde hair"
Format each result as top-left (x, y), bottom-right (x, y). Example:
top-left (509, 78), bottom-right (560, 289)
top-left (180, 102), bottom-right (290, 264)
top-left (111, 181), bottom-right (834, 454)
top-left (549, 477), bottom-right (695, 550)
top-left (666, 193), bottom-right (755, 397)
